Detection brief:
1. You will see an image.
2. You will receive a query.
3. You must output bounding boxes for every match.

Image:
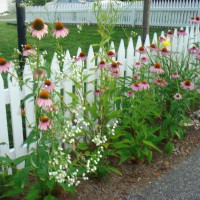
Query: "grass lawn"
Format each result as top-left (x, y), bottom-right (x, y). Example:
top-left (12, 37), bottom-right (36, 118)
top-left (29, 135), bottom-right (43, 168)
top-left (0, 21), bottom-right (167, 63)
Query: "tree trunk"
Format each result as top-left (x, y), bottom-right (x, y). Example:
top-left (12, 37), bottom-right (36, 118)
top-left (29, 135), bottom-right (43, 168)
top-left (142, 0), bottom-right (151, 46)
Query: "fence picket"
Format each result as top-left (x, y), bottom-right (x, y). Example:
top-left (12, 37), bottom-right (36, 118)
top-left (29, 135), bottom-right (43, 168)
top-left (117, 39), bottom-right (126, 77)
top-left (0, 75), bottom-right (10, 158)
top-left (23, 61), bottom-right (34, 138)
top-left (86, 45), bottom-right (95, 103)
top-left (7, 69), bottom-right (27, 163)
top-left (126, 38), bottom-right (134, 77)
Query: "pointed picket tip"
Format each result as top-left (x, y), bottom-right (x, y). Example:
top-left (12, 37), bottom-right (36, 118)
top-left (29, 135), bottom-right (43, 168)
top-left (51, 53), bottom-right (60, 71)
top-left (77, 47), bottom-right (82, 56)
top-left (119, 39), bottom-right (125, 50)
top-left (160, 31), bottom-right (165, 38)
top-left (87, 45), bottom-right (95, 69)
top-left (152, 32), bottom-right (158, 44)
top-left (144, 34), bottom-right (150, 47)
top-left (135, 35), bottom-right (142, 49)
top-left (88, 45), bottom-right (95, 58)
top-left (110, 41), bottom-right (115, 51)
top-left (127, 38), bottom-right (133, 50)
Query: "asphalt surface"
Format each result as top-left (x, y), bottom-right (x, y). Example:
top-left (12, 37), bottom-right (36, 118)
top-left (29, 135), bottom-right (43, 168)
top-left (126, 144), bottom-right (200, 200)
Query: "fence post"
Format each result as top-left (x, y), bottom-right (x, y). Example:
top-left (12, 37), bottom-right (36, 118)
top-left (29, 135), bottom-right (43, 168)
top-left (16, 0), bottom-right (26, 70)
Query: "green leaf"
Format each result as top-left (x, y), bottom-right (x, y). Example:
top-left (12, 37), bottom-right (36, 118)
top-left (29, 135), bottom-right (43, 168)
top-left (44, 179), bottom-right (55, 190)
top-left (24, 188), bottom-right (40, 200)
top-left (143, 140), bottom-right (162, 153)
top-left (165, 142), bottom-right (174, 154)
top-left (13, 155), bottom-right (29, 165)
top-left (112, 141), bottom-right (130, 149)
top-left (0, 187), bottom-right (22, 198)
top-left (43, 195), bottom-right (56, 200)
top-left (0, 156), bottom-right (12, 164)
top-left (117, 149), bottom-right (131, 165)
top-left (77, 142), bottom-right (88, 150)
top-left (30, 156), bottom-right (38, 169)
top-left (107, 166), bottom-right (122, 176)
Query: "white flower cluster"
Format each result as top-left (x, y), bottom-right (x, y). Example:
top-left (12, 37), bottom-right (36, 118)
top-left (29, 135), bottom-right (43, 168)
top-left (86, 146), bottom-right (104, 173)
top-left (70, 60), bottom-right (83, 82)
top-left (92, 134), bottom-right (107, 146)
top-left (62, 105), bottom-right (89, 143)
top-left (107, 120), bottom-right (118, 136)
top-left (49, 147), bottom-right (74, 184)
top-left (57, 53), bottom-right (66, 63)
top-left (51, 69), bottom-right (65, 82)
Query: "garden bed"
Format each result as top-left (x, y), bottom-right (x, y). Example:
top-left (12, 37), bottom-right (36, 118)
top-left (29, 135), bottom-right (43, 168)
top-left (56, 120), bottom-right (200, 200)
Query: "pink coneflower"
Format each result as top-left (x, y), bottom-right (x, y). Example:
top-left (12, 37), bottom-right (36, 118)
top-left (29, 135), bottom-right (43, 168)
top-left (159, 37), bottom-right (165, 43)
top-left (195, 17), bottom-right (200, 24)
top-left (110, 61), bottom-right (119, 72)
top-left (107, 50), bottom-right (117, 58)
top-left (38, 116), bottom-right (52, 131)
top-left (171, 72), bottom-right (180, 79)
top-left (126, 90), bottom-right (134, 97)
top-left (195, 51), bottom-right (200, 59)
top-left (53, 21), bottom-right (69, 39)
top-left (154, 78), bottom-right (168, 87)
top-left (188, 46), bottom-right (198, 54)
top-left (94, 89), bottom-right (102, 95)
top-left (41, 79), bottom-right (55, 92)
top-left (147, 43), bottom-right (159, 52)
top-left (160, 47), bottom-right (170, 56)
top-left (139, 80), bottom-right (150, 90)
top-left (112, 70), bottom-right (120, 77)
top-left (191, 17), bottom-right (200, 24)
top-left (130, 82), bottom-right (141, 91)
top-left (190, 17), bottom-right (196, 23)
top-left (136, 46), bottom-right (147, 54)
top-left (98, 60), bottom-right (106, 68)
top-left (36, 91), bottom-right (53, 107)
top-left (22, 44), bottom-right (36, 56)
top-left (177, 28), bottom-right (187, 36)
top-left (174, 93), bottom-right (182, 100)
top-left (181, 80), bottom-right (195, 90)
top-left (133, 74), bottom-right (140, 80)
top-left (79, 51), bottom-right (87, 61)
top-left (0, 58), bottom-right (12, 73)
top-left (29, 18), bottom-right (48, 40)
top-left (134, 62), bottom-right (142, 68)
top-left (140, 56), bottom-right (148, 63)
top-left (167, 30), bottom-right (174, 38)
top-left (150, 62), bottom-right (165, 74)
top-left (197, 89), bottom-right (200, 94)
top-left (34, 68), bottom-right (46, 79)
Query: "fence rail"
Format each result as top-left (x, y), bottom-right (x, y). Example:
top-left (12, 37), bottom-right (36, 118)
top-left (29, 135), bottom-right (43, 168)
top-left (0, 26), bottom-right (200, 162)
top-left (25, 0), bottom-right (200, 27)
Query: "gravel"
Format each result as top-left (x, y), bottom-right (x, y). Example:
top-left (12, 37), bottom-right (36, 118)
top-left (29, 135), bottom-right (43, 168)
top-left (126, 144), bottom-right (200, 200)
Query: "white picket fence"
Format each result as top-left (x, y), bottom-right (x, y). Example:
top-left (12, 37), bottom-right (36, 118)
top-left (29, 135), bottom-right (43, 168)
top-left (0, 25), bottom-right (200, 162)
top-left (25, 0), bottom-right (200, 27)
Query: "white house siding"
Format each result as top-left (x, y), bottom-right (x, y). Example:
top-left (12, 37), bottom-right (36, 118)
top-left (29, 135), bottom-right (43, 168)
top-left (8, 0), bottom-right (16, 12)
top-left (0, 0), bottom-right (8, 14)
